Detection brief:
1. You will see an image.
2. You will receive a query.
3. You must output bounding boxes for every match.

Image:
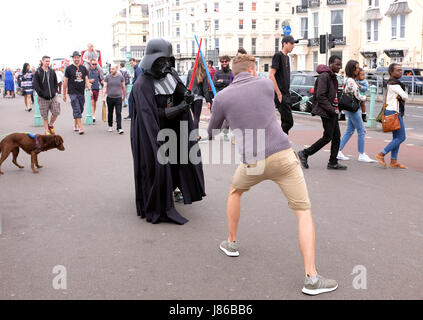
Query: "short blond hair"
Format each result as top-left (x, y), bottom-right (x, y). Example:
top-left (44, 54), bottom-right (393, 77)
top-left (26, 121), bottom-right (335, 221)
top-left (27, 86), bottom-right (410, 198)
top-left (232, 54), bottom-right (256, 76)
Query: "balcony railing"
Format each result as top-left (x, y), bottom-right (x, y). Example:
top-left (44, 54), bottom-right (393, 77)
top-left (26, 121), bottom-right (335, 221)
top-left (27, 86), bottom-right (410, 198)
top-left (327, 0), bottom-right (347, 5)
top-left (308, 0), bottom-right (321, 8)
top-left (308, 38), bottom-right (320, 47)
top-left (296, 5), bottom-right (308, 13)
top-left (334, 36), bottom-right (347, 45)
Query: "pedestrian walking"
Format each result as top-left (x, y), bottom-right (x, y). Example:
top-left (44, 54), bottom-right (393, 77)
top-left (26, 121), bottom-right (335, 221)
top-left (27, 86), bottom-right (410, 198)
top-left (355, 68), bottom-right (369, 122)
top-left (376, 63), bottom-right (408, 169)
top-left (55, 68), bottom-right (64, 95)
top-left (207, 54), bottom-right (338, 296)
top-left (21, 63), bottom-right (33, 111)
top-left (119, 62), bottom-right (131, 107)
top-left (103, 64), bottom-right (126, 134)
top-left (269, 35), bottom-right (297, 135)
top-left (125, 58), bottom-right (142, 120)
top-left (4, 68), bottom-right (15, 98)
top-left (206, 60), bottom-right (216, 110)
top-left (297, 56), bottom-right (347, 171)
top-left (213, 55), bottom-right (234, 141)
top-left (337, 61), bottom-right (375, 163)
top-left (186, 61), bottom-right (211, 140)
top-left (88, 59), bottom-right (104, 123)
top-left (32, 56), bottom-right (60, 135)
top-left (63, 51), bottom-right (92, 135)
top-left (237, 48), bottom-right (247, 55)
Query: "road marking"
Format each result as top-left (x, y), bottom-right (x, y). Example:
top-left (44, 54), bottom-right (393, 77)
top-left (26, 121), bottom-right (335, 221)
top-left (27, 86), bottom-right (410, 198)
top-left (384, 140), bottom-right (391, 143)
top-left (405, 128), bottom-right (414, 131)
top-left (406, 144), bottom-right (415, 147)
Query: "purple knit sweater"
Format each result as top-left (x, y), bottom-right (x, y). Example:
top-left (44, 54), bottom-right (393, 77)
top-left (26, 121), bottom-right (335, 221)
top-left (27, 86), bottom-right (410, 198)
top-left (208, 72), bottom-right (291, 163)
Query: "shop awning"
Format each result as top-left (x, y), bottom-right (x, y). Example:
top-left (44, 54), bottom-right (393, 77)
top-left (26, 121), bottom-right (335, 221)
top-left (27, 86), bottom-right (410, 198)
top-left (384, 49), bottom-right (406, 58)
top-left (363, 9), bottom-right (383, 21)
top-left (385, 1), bottom-right (412, 17)
top-left (361, 51), bottom-right (379, 59)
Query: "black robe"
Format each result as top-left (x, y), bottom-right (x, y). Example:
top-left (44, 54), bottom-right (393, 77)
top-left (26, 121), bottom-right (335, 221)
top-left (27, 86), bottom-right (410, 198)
top-left (130, 70), bottom-right (206, 225)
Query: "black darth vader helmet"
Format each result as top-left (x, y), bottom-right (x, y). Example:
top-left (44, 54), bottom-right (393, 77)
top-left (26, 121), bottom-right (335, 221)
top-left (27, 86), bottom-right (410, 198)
top-left (141, 38), bottom-right (175, 79)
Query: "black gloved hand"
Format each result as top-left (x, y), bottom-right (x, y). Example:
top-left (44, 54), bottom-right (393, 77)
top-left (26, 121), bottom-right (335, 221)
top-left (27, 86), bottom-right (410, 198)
top-left (164, 102), bottom-right (190, 119)
top-left (184, 91), bottom-right (194, 105)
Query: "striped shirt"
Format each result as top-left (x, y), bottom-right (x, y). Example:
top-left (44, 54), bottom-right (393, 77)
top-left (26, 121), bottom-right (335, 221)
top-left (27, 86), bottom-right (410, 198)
top-left (21, 71), bottom-right (33, 94)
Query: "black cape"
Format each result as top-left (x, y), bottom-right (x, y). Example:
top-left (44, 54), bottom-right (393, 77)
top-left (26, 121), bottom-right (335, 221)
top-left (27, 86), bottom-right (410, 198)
top-left (130, 70), bottom-right (206, 225)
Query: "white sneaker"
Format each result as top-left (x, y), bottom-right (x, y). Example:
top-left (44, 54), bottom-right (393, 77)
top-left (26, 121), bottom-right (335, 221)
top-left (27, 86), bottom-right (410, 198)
top-left (337, 151), bottom-right (350, 161)
top-left (108, 127), bottom-right (113, 132)
top-left (358, 153), bottom-right (376, 163)
top-left (118, 129), bottom-right (124, 134)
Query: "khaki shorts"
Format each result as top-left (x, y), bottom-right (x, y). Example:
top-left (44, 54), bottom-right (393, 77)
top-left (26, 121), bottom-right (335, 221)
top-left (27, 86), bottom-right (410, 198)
top-left (232, 148), bottom-right (311, 211)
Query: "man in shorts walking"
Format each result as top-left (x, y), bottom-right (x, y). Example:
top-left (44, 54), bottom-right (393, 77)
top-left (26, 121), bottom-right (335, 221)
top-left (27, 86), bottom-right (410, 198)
top-left (88, 59), bottom-right (104, 123)
top-left (63, 51), bottom-right (92, 135)
top-left (32, 56), bottom-right (60, 135)
top-left (208, 54), bottom-right (338, 296)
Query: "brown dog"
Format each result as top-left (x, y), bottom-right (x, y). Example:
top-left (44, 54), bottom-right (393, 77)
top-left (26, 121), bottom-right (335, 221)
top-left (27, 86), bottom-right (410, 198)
top-left (0, 133), bottom-right (65, 174)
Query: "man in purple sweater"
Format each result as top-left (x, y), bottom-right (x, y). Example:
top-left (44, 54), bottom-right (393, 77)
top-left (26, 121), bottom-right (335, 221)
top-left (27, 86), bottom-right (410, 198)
top-left (207, 54), bottom-right (338, 296)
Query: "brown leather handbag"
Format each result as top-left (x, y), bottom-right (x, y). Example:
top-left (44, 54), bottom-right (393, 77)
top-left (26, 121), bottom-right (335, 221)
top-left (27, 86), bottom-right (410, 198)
top-left (381, 87), bottom-right (401, 132)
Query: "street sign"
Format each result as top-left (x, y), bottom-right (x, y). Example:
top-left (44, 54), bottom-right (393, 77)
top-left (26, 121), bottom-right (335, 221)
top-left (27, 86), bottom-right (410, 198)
top-left (283, 25), bottom-right (292, 36)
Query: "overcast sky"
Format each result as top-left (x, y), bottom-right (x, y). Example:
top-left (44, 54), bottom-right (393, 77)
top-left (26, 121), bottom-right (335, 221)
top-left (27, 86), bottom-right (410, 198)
top-left (1, 0), bottom-right (124, 69)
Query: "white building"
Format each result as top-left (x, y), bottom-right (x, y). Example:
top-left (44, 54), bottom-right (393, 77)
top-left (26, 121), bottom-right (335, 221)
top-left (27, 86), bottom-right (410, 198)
top-left (149, 0), bottom-right (294, 73)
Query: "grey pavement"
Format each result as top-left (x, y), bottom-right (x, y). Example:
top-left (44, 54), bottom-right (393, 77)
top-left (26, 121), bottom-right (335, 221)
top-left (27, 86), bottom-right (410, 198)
top-left (0, 95), bottom-right (422, 300)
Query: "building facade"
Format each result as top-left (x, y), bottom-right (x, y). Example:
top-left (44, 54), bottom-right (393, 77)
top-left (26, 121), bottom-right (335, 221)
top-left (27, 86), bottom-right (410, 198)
top-left (149, 0), bottom-right (294, 73)
top-left (359, 0), bottom-right (423, 69)
top-left (112, 0), bottom-right (150, 65)
top-left (289, 0), bottom-right (363, 71)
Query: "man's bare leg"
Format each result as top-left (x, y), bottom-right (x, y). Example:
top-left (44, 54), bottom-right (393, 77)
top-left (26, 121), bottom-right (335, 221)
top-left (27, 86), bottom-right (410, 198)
top-left (227, 187), bottom-right (243, 242)
top-left (294, 209), bottom-right (317, 278)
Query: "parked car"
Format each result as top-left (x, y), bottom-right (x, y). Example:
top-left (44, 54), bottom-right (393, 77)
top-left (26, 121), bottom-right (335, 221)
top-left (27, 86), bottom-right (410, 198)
top-left (289, 72), bottom-right (344, 113)
top-left (375, 67), bottom-right (423, 94)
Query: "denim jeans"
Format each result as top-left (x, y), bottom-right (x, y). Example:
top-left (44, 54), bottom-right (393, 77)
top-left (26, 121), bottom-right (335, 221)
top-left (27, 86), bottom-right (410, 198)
top-left (382, 110), bottom-right (406, 160)
top-left (339, 110), bottom-right (366, 154)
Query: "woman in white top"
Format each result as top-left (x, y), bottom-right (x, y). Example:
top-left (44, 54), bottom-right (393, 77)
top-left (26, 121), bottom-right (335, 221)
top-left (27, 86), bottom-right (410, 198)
top-left (337, 60), bottom-right (375, 163)
top-left (376, 63), bottom-right (408, 169)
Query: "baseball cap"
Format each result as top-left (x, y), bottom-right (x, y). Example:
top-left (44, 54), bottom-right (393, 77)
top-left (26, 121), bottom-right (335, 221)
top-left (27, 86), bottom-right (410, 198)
top-left (71, 51), bottom-right (81, 57)
top-left (282, 36), bottom-right (299, 44)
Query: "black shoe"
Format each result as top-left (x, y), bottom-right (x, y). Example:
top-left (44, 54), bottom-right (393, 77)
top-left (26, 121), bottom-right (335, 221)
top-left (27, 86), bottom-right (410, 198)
top-left (362, 114), bottom-right (367, 122)
top-left (124, 116), bottom-right (131, 120)
top-left (339, 114), bottom-right (346, 121)
top-left (327, 163), bottom-right (347, 170)
top-left (298, 150), bottom-right (309, 169)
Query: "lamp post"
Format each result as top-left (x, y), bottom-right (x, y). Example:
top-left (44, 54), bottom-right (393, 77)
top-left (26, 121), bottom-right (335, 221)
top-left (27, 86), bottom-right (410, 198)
top-left (125, 0), bottom-right (132, 72)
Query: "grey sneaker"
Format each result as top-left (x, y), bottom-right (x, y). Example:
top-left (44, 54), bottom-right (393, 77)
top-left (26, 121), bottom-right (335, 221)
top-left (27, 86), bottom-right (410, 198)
top-left (219, 240), bottom-right (239, 257)
top-left (302, 274), bottom-right (338, 296)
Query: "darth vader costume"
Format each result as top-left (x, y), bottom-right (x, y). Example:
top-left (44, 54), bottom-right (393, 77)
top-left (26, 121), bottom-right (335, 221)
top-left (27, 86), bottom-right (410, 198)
top-left (130, 38), bottom-right (206, 225)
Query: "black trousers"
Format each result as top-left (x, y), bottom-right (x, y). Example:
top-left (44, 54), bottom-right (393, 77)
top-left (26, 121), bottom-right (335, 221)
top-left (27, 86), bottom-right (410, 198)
top-left (304, 115), bottom-right (340, 165)
top-left (107, 97), bottom-right (122, 130)
top-left (274, 94), bottom-right (294, 135)
top-left (208, 91), bottom-right (214, 111)
top-left (191, 99), bottom-right (203, 131)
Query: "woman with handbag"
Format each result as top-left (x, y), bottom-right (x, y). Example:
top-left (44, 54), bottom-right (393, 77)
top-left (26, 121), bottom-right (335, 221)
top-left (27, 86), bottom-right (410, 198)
top-left (376, 63), bottom-right (408, 169)
top-left (337, 60), bottom-right (375, 163)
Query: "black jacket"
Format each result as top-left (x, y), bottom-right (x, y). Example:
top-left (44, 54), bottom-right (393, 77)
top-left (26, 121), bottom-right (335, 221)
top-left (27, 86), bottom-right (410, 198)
top-left (32, 67), bottom-right (58, 100)
top-left (311, 65), bottom-right (338, 118)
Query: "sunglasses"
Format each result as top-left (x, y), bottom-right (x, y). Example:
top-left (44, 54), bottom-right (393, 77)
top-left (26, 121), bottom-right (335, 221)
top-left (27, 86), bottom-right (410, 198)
top-left (91, 64), bottom-right (97, 66)
top-left (220, 60), bottom-right (229, 63)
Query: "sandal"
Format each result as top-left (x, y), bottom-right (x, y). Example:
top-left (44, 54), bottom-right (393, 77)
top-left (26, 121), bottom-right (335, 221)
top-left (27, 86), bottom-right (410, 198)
top-left (390, 161), bottom-right (406, 169)
top-left (48, 125), bottom-right (55, 134)
top-left (375, 153), bottom-right (386, 167)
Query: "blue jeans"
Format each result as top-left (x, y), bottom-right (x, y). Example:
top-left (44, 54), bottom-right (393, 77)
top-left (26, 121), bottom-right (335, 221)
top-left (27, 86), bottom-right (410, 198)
top-left (382, 110), bottom-right (406, 160)
top-left (339, 110), bottom-right (366, 154)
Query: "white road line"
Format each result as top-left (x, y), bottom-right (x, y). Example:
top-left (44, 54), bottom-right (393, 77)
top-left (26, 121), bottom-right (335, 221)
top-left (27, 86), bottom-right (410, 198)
top-left (405, 128), bottom-right (414, 131)
top-left (384, 140), bottom-right (391, 143)
top-left (406, 144), bottom-right (415, 147)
